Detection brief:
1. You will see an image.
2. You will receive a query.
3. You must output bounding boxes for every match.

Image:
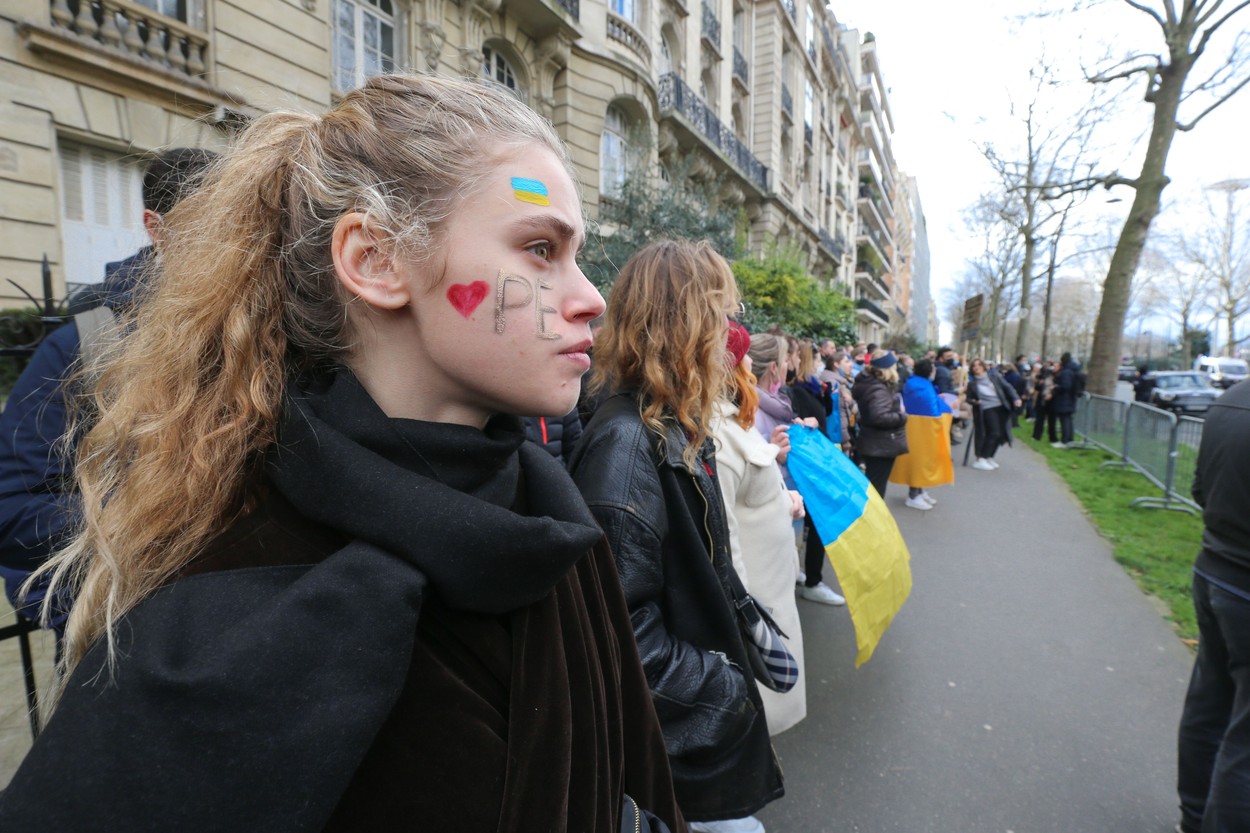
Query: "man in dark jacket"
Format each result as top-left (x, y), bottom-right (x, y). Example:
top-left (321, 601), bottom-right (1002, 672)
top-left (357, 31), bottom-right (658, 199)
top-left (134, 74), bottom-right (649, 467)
top-left (933, 347), bottom-right (955, 395)
top-left (0, 147), bottom-right (217, 624)
top-left (1176, 378), bottom-right (1250, 833)
top-left (1050, 352), bottom-right (1079, 447)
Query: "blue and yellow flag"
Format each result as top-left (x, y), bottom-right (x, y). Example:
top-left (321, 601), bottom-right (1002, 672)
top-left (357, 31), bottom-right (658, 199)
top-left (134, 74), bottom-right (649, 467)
top-left (787, 427), bottom-right (912, 666)
top-left (890, 375), bottom-right (954, 489)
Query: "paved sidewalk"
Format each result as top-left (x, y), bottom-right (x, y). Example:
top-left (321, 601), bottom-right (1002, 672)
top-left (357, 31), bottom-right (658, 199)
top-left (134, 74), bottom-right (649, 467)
top-left (758, 440), bottom-right (1193, 833)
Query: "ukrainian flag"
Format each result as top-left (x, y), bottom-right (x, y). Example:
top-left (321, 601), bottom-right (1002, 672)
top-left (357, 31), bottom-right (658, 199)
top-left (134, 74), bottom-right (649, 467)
top-left (787, 426), bottom-right (912, 666)
top-left (889, 375), bottom-right (954, 489)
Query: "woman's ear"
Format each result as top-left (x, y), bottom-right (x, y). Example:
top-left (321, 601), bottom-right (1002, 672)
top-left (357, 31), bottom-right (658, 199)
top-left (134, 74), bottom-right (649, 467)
top-left (331, 212), bottom-right (410, 310)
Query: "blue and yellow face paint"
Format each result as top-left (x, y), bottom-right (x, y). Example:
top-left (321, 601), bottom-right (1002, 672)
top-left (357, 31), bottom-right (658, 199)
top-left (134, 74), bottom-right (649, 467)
top-left (511, 177), bottom-right (551, 206)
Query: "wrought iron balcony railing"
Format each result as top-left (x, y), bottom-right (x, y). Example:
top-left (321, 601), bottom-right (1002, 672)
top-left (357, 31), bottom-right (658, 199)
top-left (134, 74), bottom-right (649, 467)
top-left (657, 72), bottom-right (770, 193)
top-left (781, 83), bottom-right (793, 118)
top-left (733, 46), bottom-right (748, 85)
top-left (701, 2), bottom-right (720, 47)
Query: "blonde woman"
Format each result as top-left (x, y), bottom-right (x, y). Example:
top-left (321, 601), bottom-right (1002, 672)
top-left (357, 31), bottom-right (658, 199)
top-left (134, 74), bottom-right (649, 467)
top-left (712, 322), bottom-right (807, 737)
top-left (851, 349), bottom-right (909, 497)
top-left (571, 240), bottom-right (783, 833)
top-left (2, 75), bottom-right (683, 833)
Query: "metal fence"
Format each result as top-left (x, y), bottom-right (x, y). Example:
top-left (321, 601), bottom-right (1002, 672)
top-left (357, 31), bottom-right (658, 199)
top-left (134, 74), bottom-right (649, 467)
top-left (1072, 394), bottom-right (1201, 514)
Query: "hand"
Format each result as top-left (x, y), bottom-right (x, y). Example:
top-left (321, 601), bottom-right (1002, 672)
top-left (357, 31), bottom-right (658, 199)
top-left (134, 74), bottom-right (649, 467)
top-left (769, 424), bottom-right (791, 464)
top-left (795, 417), bottom-right (819, 429)
top-left (788, 490), bottom-right (805, 519)
top-left (1014, 399), bottom-right (1022, 409)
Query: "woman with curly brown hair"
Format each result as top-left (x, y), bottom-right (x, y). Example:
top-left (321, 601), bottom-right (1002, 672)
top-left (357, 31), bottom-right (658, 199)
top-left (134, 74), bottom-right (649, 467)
top-left (2, 74), bottom-right (682, 833)
top-left (571, 240), bottom-right (783, 833)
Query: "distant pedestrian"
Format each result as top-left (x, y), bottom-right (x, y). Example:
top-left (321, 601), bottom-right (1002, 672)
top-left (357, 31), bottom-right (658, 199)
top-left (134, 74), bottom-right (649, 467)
top-left (1051, 352), bottom-right (1079, 447)
top-left (852, 349), bottom-right (907, 498)
top-left (1177, 378), bottom-right (1250, 833)
top-left (965, 358), bottom-right (1021, 471)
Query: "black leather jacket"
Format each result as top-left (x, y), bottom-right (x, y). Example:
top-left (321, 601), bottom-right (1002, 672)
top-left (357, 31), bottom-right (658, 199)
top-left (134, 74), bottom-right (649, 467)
top-left (569, 393), bottom-right (784, 822)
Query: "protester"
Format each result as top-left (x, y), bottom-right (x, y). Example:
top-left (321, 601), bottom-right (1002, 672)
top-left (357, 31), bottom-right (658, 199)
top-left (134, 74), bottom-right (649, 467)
top-left (1177, 378), bottom-right (1250, 833)
top-left (933, 346), bottom-right (955, 395)
top-left (0, 147), bottom-right (219, 631)
top-left (1031, 364), bottom-right (1058, 444)
top-left (965, 358), bottom-right (1022, 471)
top-left (821, 350), bottom-right (858, 456)
top-left (1, 74), bottom-right (684, 833)
top-left (712, 321), bottom-right (807, 737)
top-left (749, 333), bottom-right (844, 608)
top-left (889, 358), bottom-right (953, 509)
top-left (570, 239), bottom-right (783, 833)
top-left (1051, 352), bottom-right (1079, 447)
top-left (852, 349), bottom-right (908, 498)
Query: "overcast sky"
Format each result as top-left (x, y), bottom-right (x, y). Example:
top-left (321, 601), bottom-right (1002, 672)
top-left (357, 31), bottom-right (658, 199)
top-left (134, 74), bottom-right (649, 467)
top-left (832, 0), bottom-right (1250, 341)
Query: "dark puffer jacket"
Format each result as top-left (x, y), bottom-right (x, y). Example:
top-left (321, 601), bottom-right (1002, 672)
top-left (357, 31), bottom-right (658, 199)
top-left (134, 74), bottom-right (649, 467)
top-left (852, 372), bottom-right (908, 458)
top-left (569, 392), bottom-right (784, 822)
top-left (522, 408), bottom-right (583, 467)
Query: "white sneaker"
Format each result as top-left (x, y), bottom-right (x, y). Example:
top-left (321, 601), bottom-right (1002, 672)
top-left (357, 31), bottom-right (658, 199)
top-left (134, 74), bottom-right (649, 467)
top-left (796, 569), bottom-right (807, 586)
top-left (689, 816), bottom-right (766, 833)
top-left (799, 582), bottom-right (846, 606)
top-left (920, 490), bottom-right (937, 506)
top-left (1051, 441), bottom-right (1069, 449)
top-left (971, 458), bottom-right (995, 471)
top-left (905, 495), bottom-right (932, 511)
top-left (987, 458), bottom-right (1000, 469)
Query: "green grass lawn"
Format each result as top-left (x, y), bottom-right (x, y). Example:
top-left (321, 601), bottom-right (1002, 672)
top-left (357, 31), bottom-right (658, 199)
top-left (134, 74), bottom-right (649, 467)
top-left (1018, 431), bottom-right (1200, 644)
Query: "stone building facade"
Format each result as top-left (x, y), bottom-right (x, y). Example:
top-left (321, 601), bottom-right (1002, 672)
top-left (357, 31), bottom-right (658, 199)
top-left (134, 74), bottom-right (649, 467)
top-left (1, 0), bottom-right (920, 340)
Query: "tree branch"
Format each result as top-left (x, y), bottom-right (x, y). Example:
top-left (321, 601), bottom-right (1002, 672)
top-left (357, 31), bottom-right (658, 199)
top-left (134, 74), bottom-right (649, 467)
top-left (1087, 58), bottom-right (1160, 84)
top-left (1177, 72), bottom-right (1250, 129)
top-left (1195, 0), bottom-right (1250, 33)
top-left (1122, 0), bottom-right (1166, 27)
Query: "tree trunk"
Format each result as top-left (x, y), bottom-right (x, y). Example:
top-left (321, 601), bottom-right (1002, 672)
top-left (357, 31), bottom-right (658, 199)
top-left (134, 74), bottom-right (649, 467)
top-left (1087, 55), bottom-right (1190, 394)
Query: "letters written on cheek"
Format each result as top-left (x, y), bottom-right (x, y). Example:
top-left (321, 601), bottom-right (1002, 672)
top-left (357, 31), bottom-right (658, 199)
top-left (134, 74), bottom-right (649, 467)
top-left (495, 269), bottom-right (561, 340)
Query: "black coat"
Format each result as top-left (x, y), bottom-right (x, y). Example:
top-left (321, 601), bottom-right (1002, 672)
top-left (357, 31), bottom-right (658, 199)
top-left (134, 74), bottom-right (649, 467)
top-left (852, 373), bottom-right (908, 458)
top-left (1192, 378), bottom-right (1250, 592)
top-left (523, 408), bottom-right (584, 467)
top-left (0, 372), bottom-right (685, 833)
top-left (1052, 363), bottom-right (1079, 414)
top-left (569, 393), bottom-right (783, 822)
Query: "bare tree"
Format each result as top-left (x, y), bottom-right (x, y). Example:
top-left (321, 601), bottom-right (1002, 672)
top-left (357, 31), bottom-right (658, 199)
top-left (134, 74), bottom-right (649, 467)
top-left (1180, 179), bottom-right (1250, 353)
top-left (955, 194), bottom-right (1025, 358)
top-left (981, 58), bottom-right (1105, 358)
top-left (1060, 0), bottom-right (1250, 394)
top-left (1137, 237), bottom-right (1212, 365)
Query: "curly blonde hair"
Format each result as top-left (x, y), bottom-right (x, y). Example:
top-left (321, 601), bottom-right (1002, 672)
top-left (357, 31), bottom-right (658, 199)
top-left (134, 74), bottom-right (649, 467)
top-left (591, 239), bottom-right (739, 469)
top-left (35, 73), bottom-right (572, 683)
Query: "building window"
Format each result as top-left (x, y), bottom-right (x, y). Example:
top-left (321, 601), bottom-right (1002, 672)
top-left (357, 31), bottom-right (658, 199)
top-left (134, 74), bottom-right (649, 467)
top-left (804, 80), bottom-right (814, 130)
top-left (58, 141), bottom-right (147, 294)
top-left (610, 0), bottom-right (636, 23)
top-left (658, 29), bottom-right (674, 75)
top-left (600, 105), bottom-right (630, 198)
top-left (482, 46), bottom-right (518, 92)
top-left (333, 0), bottom-right (396, 93)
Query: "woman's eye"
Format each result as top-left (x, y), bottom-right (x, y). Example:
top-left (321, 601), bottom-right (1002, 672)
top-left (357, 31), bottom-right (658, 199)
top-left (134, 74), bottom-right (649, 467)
top-left (527, 242), bottom-right (552, 260)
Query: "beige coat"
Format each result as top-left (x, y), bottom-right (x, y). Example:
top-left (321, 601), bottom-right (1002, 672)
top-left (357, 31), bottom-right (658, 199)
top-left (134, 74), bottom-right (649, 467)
top-left (712, 402), bottom-right (807, 735)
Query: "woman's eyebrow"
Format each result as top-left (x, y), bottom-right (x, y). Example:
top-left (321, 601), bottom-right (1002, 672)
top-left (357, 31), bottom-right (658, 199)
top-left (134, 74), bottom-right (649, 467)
top-left (509, 215), bottom-right (584, 249)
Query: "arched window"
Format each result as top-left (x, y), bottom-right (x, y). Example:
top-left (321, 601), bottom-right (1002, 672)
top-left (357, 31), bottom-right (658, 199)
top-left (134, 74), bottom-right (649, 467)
top-left (658, 30), bottom-right (674, 76)
top-left (600, 105), bottom-right (631, 198)
top-left (332, 0), bottom-right (396, 93)
top-left (482, 46), bottom-right (517, 92)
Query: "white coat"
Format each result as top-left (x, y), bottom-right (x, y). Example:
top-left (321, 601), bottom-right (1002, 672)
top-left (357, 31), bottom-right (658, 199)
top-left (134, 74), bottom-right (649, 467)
top-left (711, 402), bottom-right (807, 735)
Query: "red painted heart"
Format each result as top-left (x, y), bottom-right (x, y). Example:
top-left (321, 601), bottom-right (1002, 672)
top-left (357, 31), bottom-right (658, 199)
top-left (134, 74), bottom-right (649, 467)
top-left (446, 280), bottom-right (490, 318)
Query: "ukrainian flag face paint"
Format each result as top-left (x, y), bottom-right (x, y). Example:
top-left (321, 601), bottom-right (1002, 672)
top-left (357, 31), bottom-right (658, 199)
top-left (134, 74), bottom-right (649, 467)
top-left (510, 177), bottom-right (551, 206)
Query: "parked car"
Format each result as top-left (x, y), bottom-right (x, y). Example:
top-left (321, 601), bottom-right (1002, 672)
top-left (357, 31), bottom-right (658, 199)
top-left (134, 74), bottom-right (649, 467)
top-left (1193, 355), bottom-right (1249, 389)
top-left (1117, 365), bottom-right (1140, 382)
top-left (1146, 371), bottom-right (1223, 415)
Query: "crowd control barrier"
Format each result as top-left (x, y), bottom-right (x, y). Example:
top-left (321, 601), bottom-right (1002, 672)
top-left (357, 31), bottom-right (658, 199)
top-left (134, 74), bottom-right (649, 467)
top-left (1071, 394), bottom-right (1202, 515)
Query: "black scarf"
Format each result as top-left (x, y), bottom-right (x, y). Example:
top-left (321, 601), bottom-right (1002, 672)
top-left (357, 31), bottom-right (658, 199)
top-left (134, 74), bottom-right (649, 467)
top-left (267, 370), bottom-right (602, 613)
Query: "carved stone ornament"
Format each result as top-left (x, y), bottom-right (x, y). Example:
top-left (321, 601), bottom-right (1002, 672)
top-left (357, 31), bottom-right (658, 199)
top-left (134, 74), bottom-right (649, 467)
top-left (420, 22), bottom-right (446, 72)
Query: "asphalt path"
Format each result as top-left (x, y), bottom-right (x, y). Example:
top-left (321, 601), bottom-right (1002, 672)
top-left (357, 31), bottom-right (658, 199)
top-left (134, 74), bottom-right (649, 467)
top-left (757, 439), bottom-right (1194, 833)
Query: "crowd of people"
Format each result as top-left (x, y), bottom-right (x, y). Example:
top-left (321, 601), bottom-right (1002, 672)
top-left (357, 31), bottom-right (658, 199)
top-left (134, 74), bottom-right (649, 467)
top-left (0, 70), bottom-right (1235, 833)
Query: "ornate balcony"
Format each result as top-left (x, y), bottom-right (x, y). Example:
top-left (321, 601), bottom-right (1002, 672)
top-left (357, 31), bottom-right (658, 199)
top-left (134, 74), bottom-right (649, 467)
top-left (607, 11), bottom-right (651, 65)
top-left (804, 123), bottom-right (812, 148)
top-left (780, 0), bottom-right (795, 21)
top-left (557, 0), bottom-right (579, 16)
top-left (781, 83), bottom-right (793, 120)
top-left (701, 2), bottom-right (721, 49)
top-left (855, 297), bottom-right (888, 324)
top-left (819, 228), bottom-right (843, 258)
top-left (657, 72), bottom-right (769, 193)
top-left (44, 0), bottom-right (208, 79)
top-left (733, 46), bottom-right (748, 86)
